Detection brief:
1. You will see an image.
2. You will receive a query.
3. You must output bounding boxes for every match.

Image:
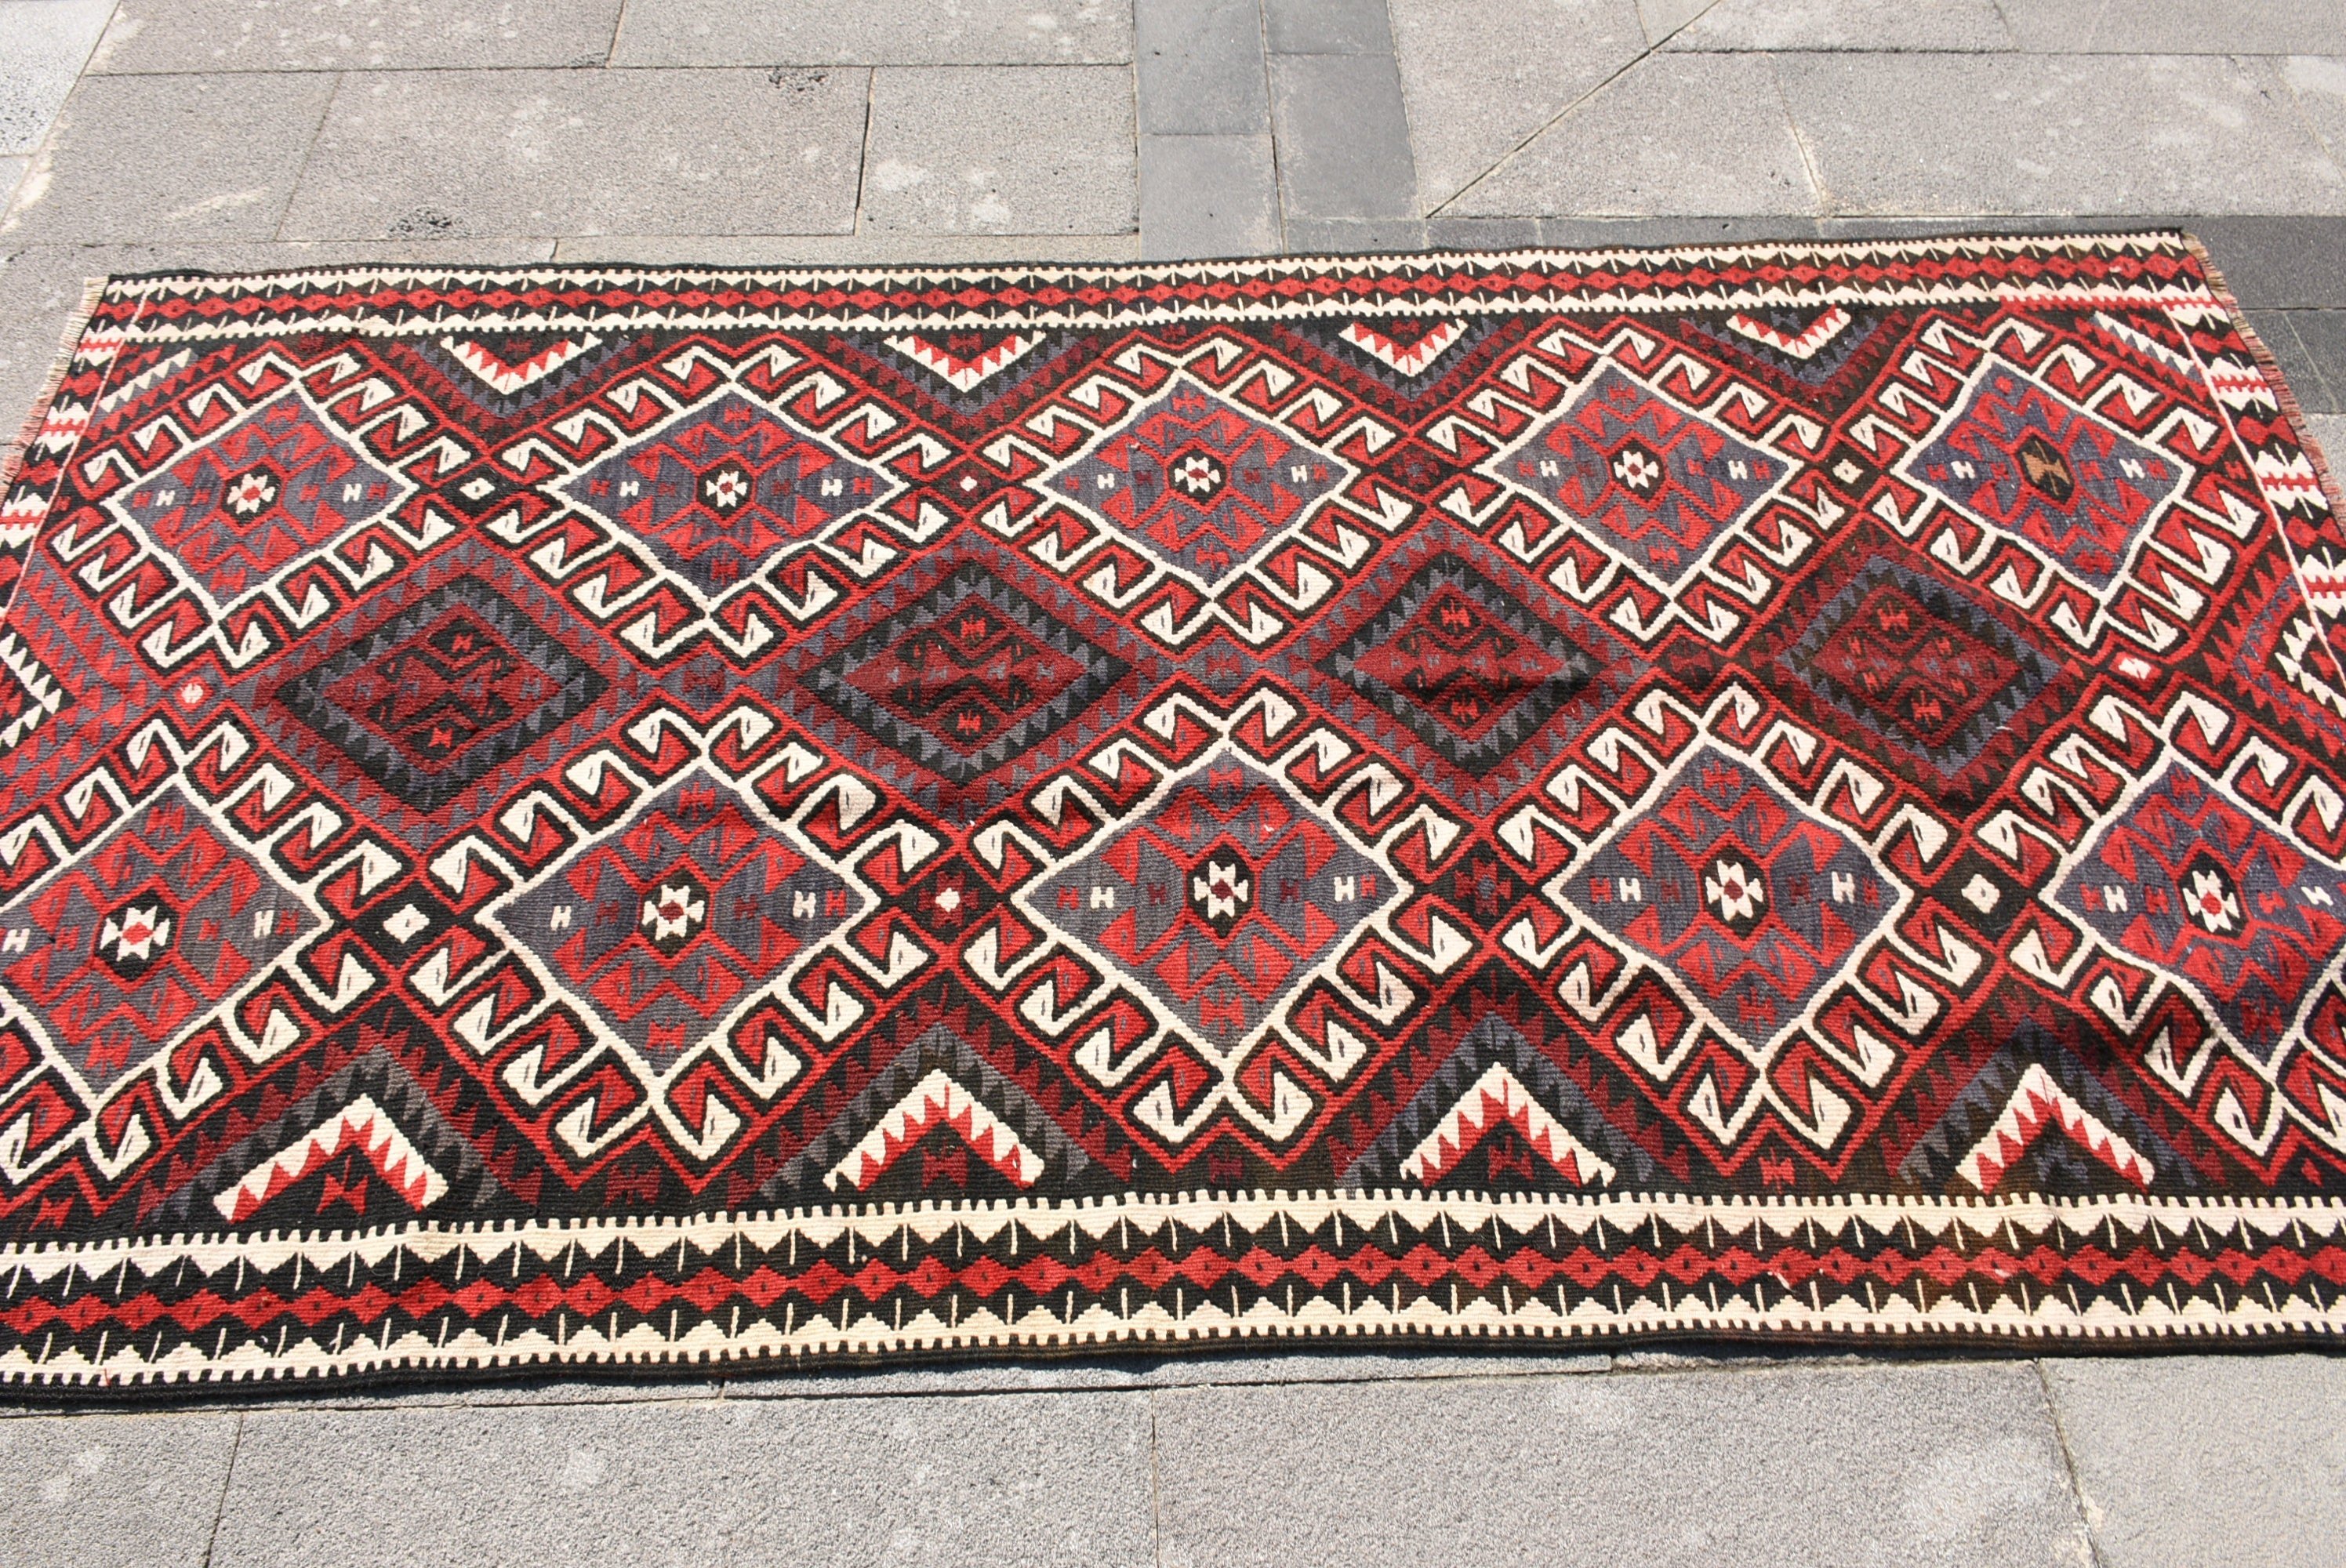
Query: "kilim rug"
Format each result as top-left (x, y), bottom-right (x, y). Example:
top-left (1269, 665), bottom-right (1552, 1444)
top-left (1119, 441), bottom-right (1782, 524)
top-left (1, 233), bottom-right (2344, 1393)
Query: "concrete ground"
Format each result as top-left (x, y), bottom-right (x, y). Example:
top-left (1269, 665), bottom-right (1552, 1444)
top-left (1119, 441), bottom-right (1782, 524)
top-left (0, 0), bottom-right (2344, 1563)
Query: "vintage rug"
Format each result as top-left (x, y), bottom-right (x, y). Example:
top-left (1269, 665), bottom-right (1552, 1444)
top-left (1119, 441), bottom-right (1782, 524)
top-left (0, 233), bottom-right (2343, 1392)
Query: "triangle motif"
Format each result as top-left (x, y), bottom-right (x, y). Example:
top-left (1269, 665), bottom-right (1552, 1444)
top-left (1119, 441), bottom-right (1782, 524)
top-left (1400, 1062), bottom-right (1618, 1187)
top-left (439, 332), bottom-right (605, 395)
top-left (214, 1095), bottom-right (449, 1223)
top-left (1955, 1063), bottom-right (2155, 1193)
top-left (883, 331), bottom-right (1045, 393)
top-left (1339, 319), bottom-right (1469, 379)
top-left (1720, 307), bottom-right (1852, 362)
top-left (826, 1068), bottom-right (1046, 1191)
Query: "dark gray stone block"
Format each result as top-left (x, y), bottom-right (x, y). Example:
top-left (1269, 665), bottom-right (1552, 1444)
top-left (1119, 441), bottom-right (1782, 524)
top-left (1136, 0), bottom-right (1270, 136)
top-left (1283, 216), bottom-right (1428, 252)
top-left (2191, 217), bottom-right (2346, 308)
top-left (2249, 311), bottom-right (2340, 414)
top-left (1269, 53), bottom-right (1418, 221)
top-left (1141, 133), bottom-right (1280, 260)
top-left (1264, 0), bottom-right (1395, 55)
top-left (2277, 309), bottom-right (2346, 413)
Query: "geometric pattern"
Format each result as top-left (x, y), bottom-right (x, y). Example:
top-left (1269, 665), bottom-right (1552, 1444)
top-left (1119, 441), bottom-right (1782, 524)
top-left (2054, 760), bottom-right (2346, 1067)
top-left (1046, 372), bottom-right (1349, 588)
top-left (1488, 363), bottom-right (1788, 586)
top-left (1566, 746), bottom-right (1894, 1051)
top-left (0, 782), bottom-right (310, 1096)
top-left (272, 574), bottom-right (611, 814)
top-left (1314, 552), bottom-right (1603, 776)
top-left (1760, 543), bottom-right (2074, 803)
top-left (490, 764), bottom-right (863, 1072)
top-left (1022, 745), bottom-right (1400, 1054)
top-left (557, 387), bottom-right (898, 599)
top-left (801, 560), bottom-right (1133, 788)
top-left (1905, 359), bottom-right (2184, 590)
top-left (2, 234), bottom-right (2344, 1393)
top-left (107, 382), bottom-right (410, 607)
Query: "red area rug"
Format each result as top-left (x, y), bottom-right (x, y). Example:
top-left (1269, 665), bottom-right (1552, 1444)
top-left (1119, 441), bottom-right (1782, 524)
top-left (1, 234), bottom-right (2343, 1391)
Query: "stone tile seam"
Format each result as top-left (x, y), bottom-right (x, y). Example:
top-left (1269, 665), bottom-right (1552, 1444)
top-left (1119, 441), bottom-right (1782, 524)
top-left (1369, 0), bottom-right (1418, 223)
top-left (197, 1407), bottom-right (244, 1568)
top-left (1409, 0), bottom-right (1738, 214)
top-left (2273, 54), bottom-right (2346, 172)
top-left (268, 70), bottom-right (365, 245)
top-left (1251, 0), bottom-right (1287, 246)
top-left (75, 61), bottom-right (1145, 79)
top-left (1662, 44), bottom-right (2341, 57)
top-left (1421, 34), bottom-right (1667, 218)
top-left (1768, 53), bottom-right (1833, 214)
top-left (2, 1354), bottom-right (1935, 1422)
top-left (849, 67), bottom-right (877, 238)
top-left (2031, 1360), bottom-right (2112, 1568)
top-left (1425, 46), bottom-right (2346, 219)
top-left (1147, 1391), bottom-right (1166, 1568)
top-left (74, 49), bottom-right (2346, 73)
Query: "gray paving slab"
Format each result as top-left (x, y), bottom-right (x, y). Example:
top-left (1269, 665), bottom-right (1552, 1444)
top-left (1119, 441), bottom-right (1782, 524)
top-left (1667, 0), bottom-right (2013, 51)
top-left (2281, 309), bottom-right (2346, 413)
top-left (278, 67), bottom-right (867, 241)
top-left (209, 1389), bottom-right (1156, 1568)
top-left (2043, 1356), bottom-right (2346, 1568)
top-left (862, 66), bottom-right (1137, 234)
top-left (725, 1345), bottom-right (1612, 1400)
top-left (0, 72), bottom-right (336, 245)
top-left (1639, 0), bottom-right (1721, 45)
top-left (1777, 53), bottom-right (2346, 216)
top-left (1427, 214), bottom-right (1542, 249)
top-left (1283, 215), bottom-right (1429, 251)
top-left (2307, 413), bottom-right (2346, 481)
top-left (2249, 311), bottom-right (2340, 415)
top-left (1155, 1362), bottom-right (2096, 1568)
top-left (1269, 52), bottom-right (1418, 221)
top-left (1135, 0), bottom-right (1269, 136)
top-left (1264, 0), bottom-right (1394, 56)
top-left (1447, 53), bottom-right (1819, 217)
top-left (1997, 0), bottom-right (2346, 54)
top-left (1545, 214), bottom-right (1826, 246)
top-left (89, 0), bottom-right (625, 73)
top-left (0, 1409), bottom-right (241, 1568)
top-left (2285, 57), bottom-right (2346, 165)
top-left (553, 234), bottom-right (1146, 263)
top-left (0, 158), bottom-right (23, 209)
top-left (0, 0), bottom-right (114, 154)
top-left (1390, 0), bottom-right (1647, 212)
top-left (2190, 216), bottom-right (2346, 307)
top-left (610, 0), bottom-right (1131, 66)
top-left (1141, 133), bottom-right (1280, 259)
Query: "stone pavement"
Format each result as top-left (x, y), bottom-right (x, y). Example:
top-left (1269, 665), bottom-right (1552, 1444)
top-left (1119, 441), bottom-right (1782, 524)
top-left (0, 1), bottom-right (2344, 1563)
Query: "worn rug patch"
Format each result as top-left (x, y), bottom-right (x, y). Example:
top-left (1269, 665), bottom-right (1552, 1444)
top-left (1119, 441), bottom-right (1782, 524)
top-left (1, 234), bottom-right (2343, 1389)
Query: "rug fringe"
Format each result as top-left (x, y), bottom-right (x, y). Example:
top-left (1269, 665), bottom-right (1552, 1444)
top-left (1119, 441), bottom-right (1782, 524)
top-left (2181, 230), bottom-right (2346, 519)
top-left (0, 276), bottom-right (111, 494)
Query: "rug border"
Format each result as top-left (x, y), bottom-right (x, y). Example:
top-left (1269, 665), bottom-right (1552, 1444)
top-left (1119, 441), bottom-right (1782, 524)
top-left (68, 227), bottom-right (2228, 342)
top-left (5, 230), bottom-right (2346, 1392)
top-left (82, 224), bottom-right (2196, 289)
top-left (0, 274), bottom-right (107, 495)
top-left (2183, 230), bottom-right (2346, 520)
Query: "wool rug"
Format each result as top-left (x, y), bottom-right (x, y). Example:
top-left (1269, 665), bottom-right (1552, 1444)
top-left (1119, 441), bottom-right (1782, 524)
top-left (0, 232), bottom-right (2341, 1392)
